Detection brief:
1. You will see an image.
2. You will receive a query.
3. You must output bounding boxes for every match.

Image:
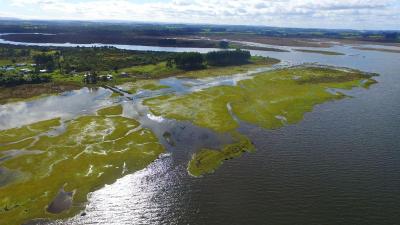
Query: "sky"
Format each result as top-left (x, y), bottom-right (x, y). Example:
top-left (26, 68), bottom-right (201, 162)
top-left (0, 0), bottom-right (399, 30)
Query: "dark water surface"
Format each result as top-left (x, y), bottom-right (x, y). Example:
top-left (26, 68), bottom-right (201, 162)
top-left (58, 46), bottom-right (399, 225)
top-left (1, 39), bottom-right (399, 225)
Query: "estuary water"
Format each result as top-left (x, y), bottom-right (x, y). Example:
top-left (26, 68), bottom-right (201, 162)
top-left (0, 38), bottom-right (399, 225)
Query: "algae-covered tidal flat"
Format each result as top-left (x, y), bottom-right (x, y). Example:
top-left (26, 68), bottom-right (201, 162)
top-left (0, 105), bottom-right (164, 225)
top-left (145, 66), bottom-right (377, 176)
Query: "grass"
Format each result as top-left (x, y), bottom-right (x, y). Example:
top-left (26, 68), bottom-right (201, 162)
top-left (51, 72), bottom-right (85, 84)
top-left (0, 59), bottom-right (12, 66)
top-left (0, 82), bottom-right (81, 105)
top-left (120, 80), bottom-right (170, 94)
top-left (96, 105), bottom-right (123, 116)
top-left (188, 132), bottom-right (255, 177)
top-left (176, 56), bottom-right (280, 78)
top-left (115, 56), bottom-right (280, 83)
top-left (294, 49), bottom-right (345, 55)
top-left (1, 56), bottom-right (280, 104)
top-left (121, 62), bottom-right (181, 79)
top-left (0, 106), bottom-right (164, 225)
top-left (145, 66), bottom-right (377, 133)
top-left (0, 118), bottom-right (61, 144)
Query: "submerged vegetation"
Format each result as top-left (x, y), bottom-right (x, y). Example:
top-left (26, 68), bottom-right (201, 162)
top-left (0, 106), bottom-right (164, 225)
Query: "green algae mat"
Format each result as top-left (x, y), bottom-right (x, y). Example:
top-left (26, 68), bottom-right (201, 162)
top-left (0, 105), bottom-right (164, 225)
top-left (144, 66), bottom-right (377, 177)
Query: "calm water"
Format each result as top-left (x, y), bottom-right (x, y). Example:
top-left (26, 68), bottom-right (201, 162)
top-left (1, 39), bottom-right (399, 225)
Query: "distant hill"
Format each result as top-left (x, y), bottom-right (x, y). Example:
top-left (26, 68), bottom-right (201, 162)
top-left (0, 17), bottom-right (20, 21)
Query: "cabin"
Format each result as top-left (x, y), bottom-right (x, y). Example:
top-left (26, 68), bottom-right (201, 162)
top-left (39, 69), bottom-right (48, 73)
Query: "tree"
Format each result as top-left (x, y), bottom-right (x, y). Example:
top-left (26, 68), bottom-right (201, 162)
top-left (219, 41), bottom-right (229, 49)
top-left (83, 71), bottom-right (98, 84)
top-left (384, 32), bottom-right (398, 41)
top-left (33, 53), bottom-right (55, 72)
top-left (173, 52), bottom-right (204, 70)
top-left (166, 58), bottom-right (174, 68)
top-left (205, 49), bottom-right (251, 66)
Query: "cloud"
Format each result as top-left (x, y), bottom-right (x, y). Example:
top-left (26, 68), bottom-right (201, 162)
top-left (4, 0), bottom-right (400, 29)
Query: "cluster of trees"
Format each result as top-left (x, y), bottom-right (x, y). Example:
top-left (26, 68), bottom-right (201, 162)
top-left (0, 45), bottom-right (32, 64)
top-left (205, 49), bottom-right (251, 66)
top-left (60, 47), bottom-right (178, 74)
top-left (33, 53), bottom-right (56, 72)
top-left (170, 49), bottom-right (251, 70)
top-left (0, 73), bottom-right (51, 86)
top-left (2, 44), bottom-right (180, 74)
top-left (0, 48), bottom-right (31, 58)
top-left (172, 52), bottom-right (205, 70)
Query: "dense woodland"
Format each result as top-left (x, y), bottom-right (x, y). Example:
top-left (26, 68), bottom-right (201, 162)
top-left (172, 50), bottom-right (251, 69)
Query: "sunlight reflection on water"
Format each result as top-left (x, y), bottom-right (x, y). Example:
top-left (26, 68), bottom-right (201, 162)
top-left (0, 88), bottom-right (114, 130)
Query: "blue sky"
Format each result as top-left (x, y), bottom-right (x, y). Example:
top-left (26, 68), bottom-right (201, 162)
top-left (0, 0), bottom-right (399, 30)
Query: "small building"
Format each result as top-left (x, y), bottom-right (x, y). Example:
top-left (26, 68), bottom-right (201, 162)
top-left (39, 69), bottom-right (48, 73)
top-left (16, 63), bottom-right (27, 67)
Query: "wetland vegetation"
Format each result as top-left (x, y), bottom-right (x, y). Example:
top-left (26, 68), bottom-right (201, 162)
top-left (0, 44), bottom-right (279, 102)
top-left (145, 66), bottom-right (377, 176)
top-left (0, 20), bottom-right (389, 225)
top-left (0, 105), bottom-right (164, 225)
top-left (145, 66), bottom-right (377, 133)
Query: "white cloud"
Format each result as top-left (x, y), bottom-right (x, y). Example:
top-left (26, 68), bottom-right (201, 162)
top-left (4, 0), bottom-right (400, 29)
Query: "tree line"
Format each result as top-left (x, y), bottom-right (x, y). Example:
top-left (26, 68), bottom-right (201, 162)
top-left (170, 49), bottom-right (251, 70)
top-left (0, 73), bottom-right (51, 87)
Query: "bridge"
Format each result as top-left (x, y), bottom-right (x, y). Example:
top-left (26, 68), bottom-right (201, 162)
top-left (103, 85), bottom-right (133, 100)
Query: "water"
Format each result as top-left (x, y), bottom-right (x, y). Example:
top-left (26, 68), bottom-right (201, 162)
top-left (0, 34), bottom-right (219, 53)
top-left (1, 38), bottom-right (399, 225)
top-left (0, 87), bottom-right (114, 130)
